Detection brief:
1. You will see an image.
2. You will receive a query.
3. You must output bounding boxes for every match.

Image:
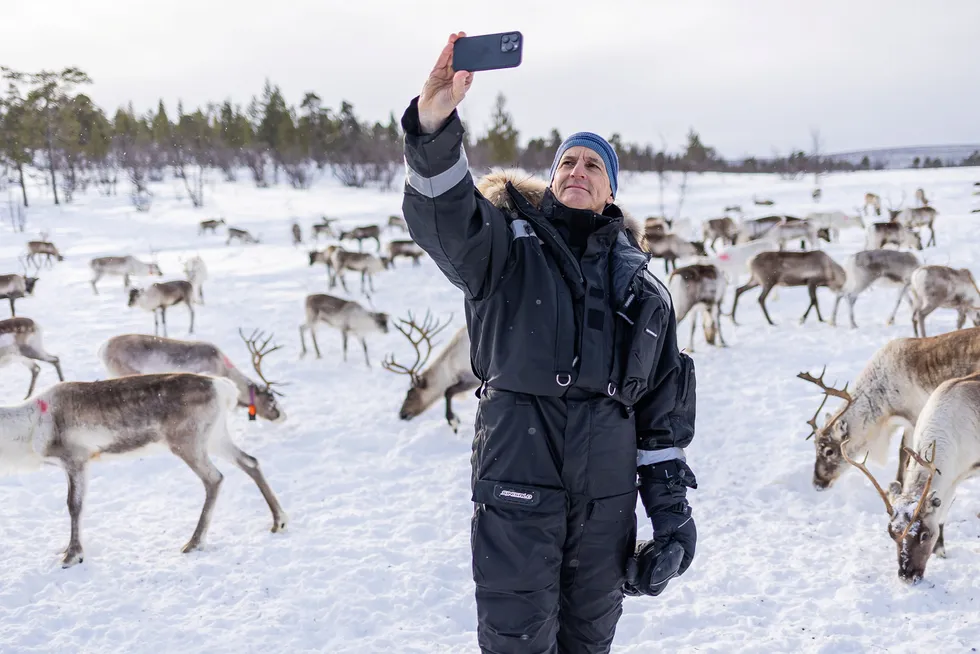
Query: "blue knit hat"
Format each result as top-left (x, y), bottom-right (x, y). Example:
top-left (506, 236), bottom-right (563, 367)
top-left (549, 132), bottom-right (619, 199)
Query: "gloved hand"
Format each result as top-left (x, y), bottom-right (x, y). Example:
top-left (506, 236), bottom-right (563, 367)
top-left (623, 503), bottom-right (697, 597)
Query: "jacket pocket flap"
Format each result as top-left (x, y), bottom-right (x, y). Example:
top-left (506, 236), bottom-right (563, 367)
top-left (588, 490), bottom-right (638, 522)
top-left (473, 479), bottom-right (566, 514)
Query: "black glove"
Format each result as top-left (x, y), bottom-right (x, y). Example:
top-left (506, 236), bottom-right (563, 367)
top-left (625, 459), bottom-right (698, 597)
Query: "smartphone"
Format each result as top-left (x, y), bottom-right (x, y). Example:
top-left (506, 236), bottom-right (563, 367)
top-left (452, 31), bottom-right (523, 72)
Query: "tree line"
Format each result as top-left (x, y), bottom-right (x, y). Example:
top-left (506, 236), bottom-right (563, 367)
top-left (1, 66), bottom-right (977, 210)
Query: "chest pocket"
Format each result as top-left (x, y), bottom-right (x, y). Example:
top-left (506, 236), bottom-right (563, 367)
top-left (611, 278), bottom-right (668, 406)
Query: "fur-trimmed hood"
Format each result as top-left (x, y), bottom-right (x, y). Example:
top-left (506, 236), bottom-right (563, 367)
top-left (475, 168), bottom-right (645, 247)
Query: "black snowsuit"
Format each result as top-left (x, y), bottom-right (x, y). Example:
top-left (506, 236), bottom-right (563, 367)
top-left (401, 98), bottom-right (697, 654)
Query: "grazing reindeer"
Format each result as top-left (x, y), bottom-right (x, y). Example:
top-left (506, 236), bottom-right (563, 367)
top-left (311, 218), bottom-right (337, 242)
top-left (0, 372), bottom-right (287, 567)
top-left (381, 314), bottom-right (479, 432)
top-left (702, 217), bottom-right (738, 252)
top-left (329, 249), bottom-right (387, 295)
top-left (908, 265), bottom-right (980, 337)
top-left (309, 245), bottom-right (339, 279)
top-left (644, 217), bottom-right (670, 236)
top-left (182, 255), bottom-right (208, 304)
top-left (730, 250), bottom-right (846, 326)
top-left (387, 214), bottom-right (408, 232)
top-left (889, 206), bottom-right (938, 247)
top-left (864, 192), bottom-right (882, 216)
top-left (385, 240), bottom-right (425, 268)
top-left (762, 219), bottom-right (821, 251)
top-left (668, 264), bottom-right (728, 351)
top-left (98, 329), bottom-right (287, 422)
top-left (642, 232), bottom-right (706, 274)
top-left (26, 240), bottom-right (63, 267)
top-left (89, 255), bottom-right (162, 294)
top-left (291, 222), bottom-right (302, 246)
top-left (804, 210), bottom-right (865, 242)
top-left (338, 225), bottom-right (382, 252)
top-left (696, 239), bottom-right (773, 284)
top-left (128, 281), bottom-right (196, 336)
top-left (753, 195), bottom-right (775, 206)
top-left (0, 258), bottom-right (40, 316)
top-left (199, 218), bottom-right (226, 234)
top-left (723, 205), bottom-right (743, 214)
top-left (734, 215), bottom-right (801, 244)
top-left (915, 188), bottom-right (929, 207)
top-left (227, 227), bottom-right (259, 245)
top-left (0, 317), bottom-right (64, 398)
top-left (851, 373), bottom-right (980, 584)
top-left (866, 222), bottom-right (923, 251)
top-left (831, 250), bottom-right (921, 328)
top-left (298, 294), bottom-right (389, 366)
top-left (797, 327), bottom-right (980, 493)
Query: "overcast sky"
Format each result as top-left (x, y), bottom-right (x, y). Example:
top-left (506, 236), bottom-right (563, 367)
top-left (4, 0), bottom-right (978, 158)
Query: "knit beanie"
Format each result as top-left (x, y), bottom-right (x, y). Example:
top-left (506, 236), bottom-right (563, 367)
top-left (549, 132), bottom-right (619, 199)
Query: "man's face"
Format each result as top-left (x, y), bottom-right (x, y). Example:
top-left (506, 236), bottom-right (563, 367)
top-left (550, 146), bottom-right (613, 213)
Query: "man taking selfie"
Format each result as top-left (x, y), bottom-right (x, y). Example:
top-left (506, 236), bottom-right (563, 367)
top-left (400, 31), bottom-right (698, 654)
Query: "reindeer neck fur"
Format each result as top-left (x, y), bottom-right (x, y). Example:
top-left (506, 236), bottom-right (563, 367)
top-left (475, 169), bottom-right (645, 246)
top-left (413, 328), bottom-right (470, 412)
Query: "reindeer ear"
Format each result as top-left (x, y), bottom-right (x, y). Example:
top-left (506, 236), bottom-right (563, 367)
top-left (823, 412), bottom-right (832, 423)
top-left (888, 481), bottom-right (902, 498)
top-left (929, 491), bottom-right (941, 508)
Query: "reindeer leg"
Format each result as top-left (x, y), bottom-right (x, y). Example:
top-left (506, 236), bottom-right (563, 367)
top-left (171, 446), bottom-right (223, 554)
top-left (339, 272), bottom-right (350, 294)
top-left (9, 297), bottom-right (15, 317)
top-left (758, 284), bottom-right (777, 326)
top-left (444, 380), bottom-right (473, 433)
top-left (360, 271), bottom-right (367, 296)
top-left (830, 293), bottom-right (843, 327)
top-left (21, 359), bottom-right (40, 399)
top-left (804, 284), bottom-right (824, 323)
top-left (91, 272), bottom-right (101, 295)
top-left (730, 280), bottom-right (759, 326)
top-left (21, 346), bottom-right (63, 383)
top-left (221, 441), bottom-right (287, 533)
top-left (933, 525), bottom-right (946, 558)
top-left (688, 309), bottom-right (698, 352)
top-left (61, 457), bottom-right (88, 567)
top-left (374, 236), bottom-right (381, 252)
top-left (310, 324), bottom-right (322, 358)
top-left (887, 284), bottom-right (910, 326)
top-left (361, 337), bottom-right (371, 367)
top-left (123, 274), bottom-right (130, 289)
top-left (187, 303), bottom-right (195, 334)
top-left (341, 330), bottom-right (349, 361)
top-left (846, 294), bottom-right (859, 329)
top-left (298, 324), bottom-right (308, 357)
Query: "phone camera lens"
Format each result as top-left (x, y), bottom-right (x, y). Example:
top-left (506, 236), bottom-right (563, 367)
top-left (502, 35), bottom-right (511, 43)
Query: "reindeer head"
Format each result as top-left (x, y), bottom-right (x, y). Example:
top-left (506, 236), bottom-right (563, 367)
top-left (308, 251), bottom-right (320, 266)
top-left (18, 256), bottom-right (40, 293)
top-left (127, 288), bottom-right (143, 307)
top-left (238, 328), bottom-right (287, 422)
top-left (843, 441), bottom-right (942, 584)
top-left (373, 312), bottom-right (390, 334)
top-left (381, 310), bottom-right (451, 420)
top-left (149, 263), bottom-right (163, 276)
top-left (798, 367), bottom-right (858, 489)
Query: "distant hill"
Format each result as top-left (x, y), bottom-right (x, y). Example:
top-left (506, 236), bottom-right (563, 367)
top-left (825, 144), bottom-right (980, 169)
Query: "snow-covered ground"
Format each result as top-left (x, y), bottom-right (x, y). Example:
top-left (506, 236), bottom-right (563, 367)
top-left (0, 164), bottom-right (978, 653)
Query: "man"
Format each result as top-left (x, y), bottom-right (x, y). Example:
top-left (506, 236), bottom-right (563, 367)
top-left (401, 32), bottom-right (698, 654)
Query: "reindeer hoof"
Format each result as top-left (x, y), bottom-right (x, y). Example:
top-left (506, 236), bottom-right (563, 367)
top-left (933, 543), bottom-right (947, 559)
top-left (181, 540), bottom-right (204, 554)
top-left (61, 548), bottom-right (84, 567)
top-left (449, 417), bottom-right (460, 433)
top-left (272, 514), bottom-right (288, 533)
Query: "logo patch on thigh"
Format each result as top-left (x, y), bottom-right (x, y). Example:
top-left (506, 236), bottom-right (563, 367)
top-left (494, 484), bottom-right (540, 507)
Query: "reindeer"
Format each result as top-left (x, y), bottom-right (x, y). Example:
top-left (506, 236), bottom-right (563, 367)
top-left (329, 249), bottom-right (387, 295)
top-left (866, 222), bottom-right (922, 251)
top-left (0, 317), bottom-right (64, 399)
top-left (0, 372), bottom-right (287, 566)
top-left (311, 218), bottom-right (337, 242)
top-left (908, 265), bottom-right (980, 338)
top-left (702, 217), bottom-right (738, 252)
top-left (642, 232), bottom-right (706, 274)
top-left (644, 217), bottom-right (670, 236)
top-left (844, 372), bottom-right (980, 584)
top-left (381, 314), bottom-right (479, 432)
top-left (338, 225), bottom-right (382, 252)
top-left (761, 219), bottom-right (821, 251)
top-left (695, 239), bottom-right (774, 284)
top-left (385, 240), bottom-right (425, 268)
top-left (797, 327), bottom-right (980, 495)
top-left (298, 294), bottom-right (389, 366)
top-left (723, 205), bottom-right (743, 214)
top-left (387, 214), bottom-right (408, 232)
top-left (199, 218), bottom-right (226, 234)
top-left (0, 257), bottom-right (40, 316)
top-left (889, 206), bottom-right (938, 247)
top-left (831, 250), bottom-right (921, 329)
top-left (804, 210), bottom-right (865, 242)
top-left (863, 192), bottom-right (882, 216)
top-left (291, 222), bottom-right (302, 246)
top-left (753, 195), bottom-right (775, 206)
top-left (309, 245), bottom-right (339, 279)
top-left (227, 227), bottom-right (259, 245)
top-left (668, 264), bottom-right (728, 351)
top-left (89, 255), bottom-right (162, 294)
top-left (734, 215), bottom-right (802, 244)
top-left (127, 280), bottom-right (196, 337)
top-left (915, 187), bottom-right (929, 207)
top-left (182, 255), bottom-right (208, 304)
top-left (98, 329), bottom-right (287, 422)
top-left (26, 240), bottom-right (63, 267)
top-left (730, 250), bottom-right (846, 326)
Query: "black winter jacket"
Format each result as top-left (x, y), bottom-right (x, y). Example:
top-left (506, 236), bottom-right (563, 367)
top-left (400, 98), bottom-right (696, 489)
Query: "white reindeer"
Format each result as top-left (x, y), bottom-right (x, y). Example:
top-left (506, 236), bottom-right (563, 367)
top-left (98, 329), bottom-right (286, 422)
top-left (0, 317), bottom-right (64, 398)
top-left (668, 263), bottom-right (728, 351)
top-left (182, 255), bottom-right (208, 304)
top-left (0, 373), bottom-right (287, 566)
top-left (804, 210), bottom-right (865, 243)
top-left (831, 250), bottom-right (921, 329)
top-left (90, 255), bottom-right (162, 294)
top-left (298, 294), bottom-right (389, 366)
top-left (890, 206), bottom-right (938, 247)
top-left (127, 280), bottom-right (196, 336)
top-left (695, 239), bottom-right (774, 285)
top-left (908, 265), bottom-right (980, 337)
top-left (381, 315), bottom-right (479, 432)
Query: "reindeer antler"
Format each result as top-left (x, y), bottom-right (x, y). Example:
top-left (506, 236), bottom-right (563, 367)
top-left (797, 366), bottom-right (855, 440)
top-left (840, 438), bottom-right (894, 515)
top-left (238, 327), bottom-right (285, 394)
top-left (897, 441), bottom-right (940, 541)
top-left (381, 310), bottom-right (452, 381)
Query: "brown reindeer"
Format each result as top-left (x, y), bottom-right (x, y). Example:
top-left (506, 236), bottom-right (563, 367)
top-left (908, 265), bottom-right (980, 337)
top-left (0, 257), bottom-right (41, 316)
top-left (0, 373), bottom-right (287, 566)
top-left (382, 312), bottom-right (479, 432)
top-left (0, 317), bottom-right (64, 398)
top-left (291, 222), bottom-right (303, 246)
top-left (127, 280), bottom-right (197, 336)
top-left (702, 217), bottom-right (738, 252)
top-left (385, 240), bottom-right (425, 268)
top-left (26, 241), bottom-right (64, 267)
top-left (643, 232), bottom-right (706, 273)
top-left (226, 227), bottom-right (259, 245)
top-left (199, 218), bottom-right (226, 234)
top-left (730, 250), bottom-right (847, 325)
top-left (338, 225), bottom-right (382, 252)
top-left (667, 264), bottom-right (728, 351)
top-left (298, 294), bottom-right (389, 366)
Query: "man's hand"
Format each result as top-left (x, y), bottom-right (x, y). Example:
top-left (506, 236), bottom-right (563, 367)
top-left (418, 32), bottom-right (474, 134)
top-left (623, 505), bottom-right (697, 597)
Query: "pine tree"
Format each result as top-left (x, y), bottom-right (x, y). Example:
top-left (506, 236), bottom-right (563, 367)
top-left (479, 93), bottom-right (519, 166)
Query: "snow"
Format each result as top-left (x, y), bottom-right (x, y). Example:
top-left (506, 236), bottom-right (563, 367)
top-left (1, 164), bottom-right (979, 653)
